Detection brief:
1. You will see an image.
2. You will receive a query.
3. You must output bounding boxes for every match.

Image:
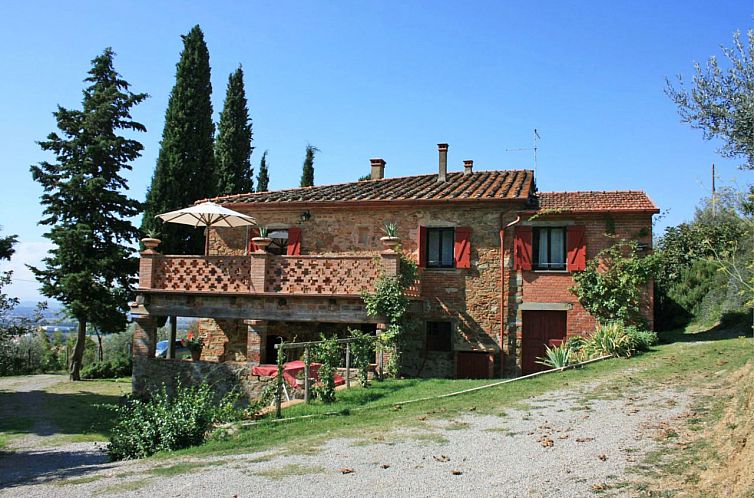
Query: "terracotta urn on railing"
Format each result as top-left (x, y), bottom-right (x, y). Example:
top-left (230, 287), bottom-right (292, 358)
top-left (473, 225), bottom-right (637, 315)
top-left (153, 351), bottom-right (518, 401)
top-left (141, 237), bottom-right (161, 252)
top-left (380, 221), bottom-right (401, 251)
top-left (251, 236), bottom-right (272, 251)
top-left (380, 236), bottom-right (401, 251)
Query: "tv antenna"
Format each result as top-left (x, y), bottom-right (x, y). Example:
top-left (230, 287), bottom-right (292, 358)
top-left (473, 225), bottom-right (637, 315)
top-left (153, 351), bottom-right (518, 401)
top-left (506, 129), bottom-right (540, 178)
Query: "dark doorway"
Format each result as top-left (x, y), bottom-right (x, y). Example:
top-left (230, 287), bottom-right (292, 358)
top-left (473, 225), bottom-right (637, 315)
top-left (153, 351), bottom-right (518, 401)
top-left (521, 310), bottom-right (567, 375)
top-left (264, 335), bottom-right (284, 364)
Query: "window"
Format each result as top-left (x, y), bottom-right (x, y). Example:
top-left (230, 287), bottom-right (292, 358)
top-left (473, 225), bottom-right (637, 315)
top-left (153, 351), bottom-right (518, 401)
top-left (426, 321), bottom-right (452, 352)
top-left (426, 227), bottom-right (454, 268)
top-left (533, 227), bottom-right (566, 270)
top-left (357, 226), bottom-right (370, 246)
top-left (266, 229), bottom-right (288, 255)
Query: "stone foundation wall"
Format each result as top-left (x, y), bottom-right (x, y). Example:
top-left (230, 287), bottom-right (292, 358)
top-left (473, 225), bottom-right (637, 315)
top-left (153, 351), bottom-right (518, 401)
top-left (132, 356), bottom-right (273, 401)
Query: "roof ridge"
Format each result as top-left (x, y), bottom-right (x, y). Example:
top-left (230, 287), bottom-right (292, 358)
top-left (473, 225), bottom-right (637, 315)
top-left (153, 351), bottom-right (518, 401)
top-left (204, 169), bottom-right (535, 203)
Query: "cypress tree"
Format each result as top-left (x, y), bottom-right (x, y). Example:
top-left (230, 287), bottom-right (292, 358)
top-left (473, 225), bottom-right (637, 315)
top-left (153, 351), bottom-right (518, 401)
top-left (257, 150), bottom-right (270, 192)
top-left (142, 25), bottom-right (216, 255)
top-left (300, 144), bottom-right (318, 187)
top-left (215, 66), bottom-right (253, 195)
top-left (29, 48), bottom-right (146, 380)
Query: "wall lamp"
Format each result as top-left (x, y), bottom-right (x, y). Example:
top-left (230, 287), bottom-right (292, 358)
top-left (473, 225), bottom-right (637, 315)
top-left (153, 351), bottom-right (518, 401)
top-left (299, 210), bottom-right (312, 222)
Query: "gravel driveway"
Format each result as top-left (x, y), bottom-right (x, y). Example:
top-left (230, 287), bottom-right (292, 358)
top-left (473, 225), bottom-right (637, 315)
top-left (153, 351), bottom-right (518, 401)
top-left (0, 379), bottom-right (691, 497)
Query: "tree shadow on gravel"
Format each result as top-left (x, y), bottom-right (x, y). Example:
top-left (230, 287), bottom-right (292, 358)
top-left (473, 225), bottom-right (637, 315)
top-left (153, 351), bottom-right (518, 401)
top-left (0, 445), bottom-right (117, 488)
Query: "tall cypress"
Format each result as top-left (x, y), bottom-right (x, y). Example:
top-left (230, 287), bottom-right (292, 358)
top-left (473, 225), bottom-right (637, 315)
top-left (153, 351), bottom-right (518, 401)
top-left (215, 66), bottom-right (253, 196)
top-left (300, 144), bottom-right (317, 187)
top-left (257, 150), bottom-right (270, 192)
top-left (142, 25), bottom-right (216, 255)
top-left (30, 48), bottom-right (146, 380)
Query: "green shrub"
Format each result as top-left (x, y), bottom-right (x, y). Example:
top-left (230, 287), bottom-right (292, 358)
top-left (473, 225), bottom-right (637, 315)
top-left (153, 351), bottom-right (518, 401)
top-left (313, 335), bottom-right (340, 403)
top-left (107, 382), bottom-right (241, 460)
top-left (536, 343), bottom-right (572, 369)
top-left (624, 326), bottom-right (658, 352)
top-left (81, 356), bottom-right (132, 379)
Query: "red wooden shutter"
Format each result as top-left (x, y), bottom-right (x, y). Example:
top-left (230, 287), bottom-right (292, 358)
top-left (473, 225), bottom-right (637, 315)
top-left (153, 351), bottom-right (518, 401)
top-left (248, 227), bottom-right (260, 253)
top-left (567, 225), bottom-right (586, 271)
top-left (418, 226), bottom-right (427, 268)
top-left (454, 227), bottom-right (472, 269)
top-left (287, 227), bottom-right (302, 256)
top-left (513, 226), bottom-right (533, 271)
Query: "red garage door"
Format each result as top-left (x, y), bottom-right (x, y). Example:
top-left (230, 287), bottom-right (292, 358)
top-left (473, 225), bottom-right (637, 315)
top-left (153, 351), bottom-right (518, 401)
top-left (522, 311), bottom-right (567, 375)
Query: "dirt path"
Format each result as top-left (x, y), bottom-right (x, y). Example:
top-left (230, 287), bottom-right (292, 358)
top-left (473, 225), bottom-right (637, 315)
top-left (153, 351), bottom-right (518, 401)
top-left (0, 379), bottom-right (695, 497)
top-left (0, 374), bottom-right (119, 490)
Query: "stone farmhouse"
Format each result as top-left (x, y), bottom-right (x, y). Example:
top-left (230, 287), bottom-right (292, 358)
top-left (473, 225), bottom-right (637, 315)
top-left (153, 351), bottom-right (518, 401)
top-left (131, 144), bottom-right (658, 396)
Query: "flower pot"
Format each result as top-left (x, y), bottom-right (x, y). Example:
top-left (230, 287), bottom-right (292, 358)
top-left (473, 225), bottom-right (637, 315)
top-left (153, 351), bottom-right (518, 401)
top-left (251, 237), bottom-right (272, 251)
top-left (380, 236), bottom-right (401, 251)
top-left (141, 237), bottom-right (161, 252)
top-left (190, 350), bottom-right (201, 361)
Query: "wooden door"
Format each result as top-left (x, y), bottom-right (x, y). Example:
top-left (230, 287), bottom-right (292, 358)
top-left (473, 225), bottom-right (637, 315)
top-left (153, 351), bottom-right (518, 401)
top-left (456, 352), bottom-right (493, 379)
top-left (521, 311), bottom-right (567, 375)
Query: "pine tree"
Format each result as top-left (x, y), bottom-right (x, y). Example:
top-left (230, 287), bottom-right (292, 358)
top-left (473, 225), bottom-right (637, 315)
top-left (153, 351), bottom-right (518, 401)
top-left (300, 144), bottom-right (318, 187)
top-left (29, 48), bottom-right (146, 380)
top-left (257, 150), bottom-right (270, 192)
top-left (215, 65), bottom-right (253, 196)
top-left (142, 25), bottom-right (216, 255)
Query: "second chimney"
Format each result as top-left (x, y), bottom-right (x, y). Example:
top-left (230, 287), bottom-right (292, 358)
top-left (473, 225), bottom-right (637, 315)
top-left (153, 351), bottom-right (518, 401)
top-left (463, 160), bottom-right (474, 175)
top-left (370, 158), bottom-right (386, 180)
top-left (437, 143), bottom-right (448, 182)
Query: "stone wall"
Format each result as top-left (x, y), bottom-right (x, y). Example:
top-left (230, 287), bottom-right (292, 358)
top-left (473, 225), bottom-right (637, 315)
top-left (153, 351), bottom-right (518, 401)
top-left (132, 356), bottom-right (273, 401)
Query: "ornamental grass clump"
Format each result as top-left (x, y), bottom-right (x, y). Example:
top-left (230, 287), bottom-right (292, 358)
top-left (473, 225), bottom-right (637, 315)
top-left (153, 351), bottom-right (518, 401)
top-left (536, 343), bottom-right (572, 369)
top-left (107, 382), bottom-right (241, 460)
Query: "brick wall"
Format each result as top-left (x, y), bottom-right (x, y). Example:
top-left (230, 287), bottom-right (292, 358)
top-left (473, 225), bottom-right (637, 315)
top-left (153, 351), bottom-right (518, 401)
top-left (199, 205), bottom-right (654, 378)
top-left (510, 212), bottom-right (655, 349)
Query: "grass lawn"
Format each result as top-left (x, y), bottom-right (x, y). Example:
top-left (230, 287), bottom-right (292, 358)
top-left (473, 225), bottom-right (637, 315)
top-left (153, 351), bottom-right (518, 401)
top-left (168, 322), bottom-right (753, 460)
top-left (0, 376), bottom-right (131, 446)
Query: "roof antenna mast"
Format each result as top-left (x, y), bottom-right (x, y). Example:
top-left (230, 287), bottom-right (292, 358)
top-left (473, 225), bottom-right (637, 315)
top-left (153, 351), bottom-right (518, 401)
top-left (506, 128), bottom-right (541, 179)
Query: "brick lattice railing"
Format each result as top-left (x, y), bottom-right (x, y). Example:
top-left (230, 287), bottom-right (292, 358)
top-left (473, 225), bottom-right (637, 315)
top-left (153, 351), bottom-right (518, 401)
top-left (265, 255), bottom-right (381, 295)
top-left (153, 256), bottom-right (252, 293)
top-left (141, 253), bottom-right (396, 296)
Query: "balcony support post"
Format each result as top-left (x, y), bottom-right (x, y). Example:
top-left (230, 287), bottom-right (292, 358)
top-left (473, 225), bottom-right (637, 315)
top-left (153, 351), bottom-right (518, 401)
top-left (246, 319), bottom-right (268, 365)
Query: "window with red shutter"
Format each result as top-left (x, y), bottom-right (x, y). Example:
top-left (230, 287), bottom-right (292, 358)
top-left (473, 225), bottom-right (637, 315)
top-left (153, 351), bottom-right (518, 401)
top-left (248, 227), bottom-right (260, 253)
top-left (566, 225), bottom-right (586, 272)
top-left (513, 226), bottom-right (533, 271)
top-left (454, 227), bottom-right (472, 269)
top-left (287, 227), bottom-right (301, 255)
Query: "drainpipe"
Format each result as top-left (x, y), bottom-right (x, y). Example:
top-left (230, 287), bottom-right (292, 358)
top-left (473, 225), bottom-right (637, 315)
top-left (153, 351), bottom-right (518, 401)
top-left (500, 215), bottom-right (521, 377)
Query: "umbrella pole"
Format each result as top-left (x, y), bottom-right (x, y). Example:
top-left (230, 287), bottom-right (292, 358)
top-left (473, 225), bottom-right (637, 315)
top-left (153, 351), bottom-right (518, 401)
top-left (204, 226), bottom-right (209, 256)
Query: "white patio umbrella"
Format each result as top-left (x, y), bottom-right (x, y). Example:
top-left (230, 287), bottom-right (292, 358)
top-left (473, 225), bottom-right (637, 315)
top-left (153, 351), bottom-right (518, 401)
top-left (156, 201), bottom-right (256, 254)
top-left (156, 201), bottom-right (256, 228)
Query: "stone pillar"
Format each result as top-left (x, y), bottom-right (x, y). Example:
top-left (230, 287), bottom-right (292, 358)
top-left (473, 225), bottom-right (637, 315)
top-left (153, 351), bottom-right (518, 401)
top-left (380, 251), bottom-right (400, 278)
top-left (249, 252), bottom-right (268, 293)
top-left (246, 320), bottom-right (268, 365)
top-left (138, 252), bottom-right (159, 289)
top-left (132, 315), bottom-right (159, 358)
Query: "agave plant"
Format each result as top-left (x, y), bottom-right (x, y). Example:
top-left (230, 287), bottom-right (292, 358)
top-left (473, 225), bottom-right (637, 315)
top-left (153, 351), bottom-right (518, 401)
top-left (257, 226), bottom-right (269, 237)
top-left (536, 343), bottom-right (572, 369)
top-left (381, 221), bottom-right (399, 238)
top-left (584, 322), bottom-right (634, 358)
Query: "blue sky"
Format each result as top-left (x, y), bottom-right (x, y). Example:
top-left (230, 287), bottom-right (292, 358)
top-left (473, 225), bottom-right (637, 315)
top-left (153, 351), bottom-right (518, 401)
top-left (1, 1), bottom-right (752, 301)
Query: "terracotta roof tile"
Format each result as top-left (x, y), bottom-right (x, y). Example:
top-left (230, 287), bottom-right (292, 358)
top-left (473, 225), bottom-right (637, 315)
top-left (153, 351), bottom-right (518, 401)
top-left (207, 170), bottom-right (535, 206)
top-left (536, 191), bottom-right (659, 213)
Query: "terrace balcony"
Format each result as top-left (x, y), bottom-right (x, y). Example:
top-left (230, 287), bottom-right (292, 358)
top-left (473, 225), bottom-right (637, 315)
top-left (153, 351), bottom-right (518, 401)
top-left (132, 245), bottom-right (420, 322)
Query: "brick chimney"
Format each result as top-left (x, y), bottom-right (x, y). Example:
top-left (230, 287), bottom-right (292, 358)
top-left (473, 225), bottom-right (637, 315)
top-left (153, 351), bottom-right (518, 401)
top-left (463, 160), bottom-right (474, 175)
top-left (370, 158), bottom-right (385, 180)
top-left (437, 143), bottom-right (448, 182)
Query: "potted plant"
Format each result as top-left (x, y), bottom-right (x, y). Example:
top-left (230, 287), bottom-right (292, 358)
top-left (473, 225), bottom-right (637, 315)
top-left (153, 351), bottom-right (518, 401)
top-left (380, 221), bottom-right (401, 250)
top-left (294, 369), bottom-right (306, 387)
top-left (141, 229), bottom-right (161, 252)
top-left (181, 337), bottom-right (204, 361)
top-left (251, 226), bottom-right (272, 251)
